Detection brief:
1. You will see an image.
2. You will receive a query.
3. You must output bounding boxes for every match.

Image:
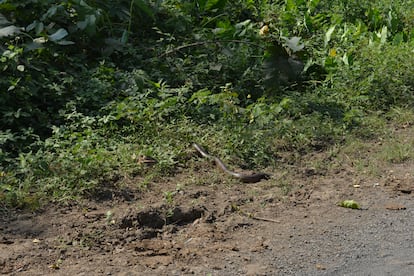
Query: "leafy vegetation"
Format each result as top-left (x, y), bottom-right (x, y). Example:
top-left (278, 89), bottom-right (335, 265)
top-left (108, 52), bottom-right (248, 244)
top-left (1, 0), bottom-right (414, 208)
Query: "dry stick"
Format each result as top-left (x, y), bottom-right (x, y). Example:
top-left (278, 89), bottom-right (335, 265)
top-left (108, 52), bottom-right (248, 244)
top-left (232, 204), bottom-right (280, 223)
top-left (250, 216), bottom-right (281, 223)
top-left (159, 39), bottom-right (266, 58)
top-left (239, 210), bottom-right (281, 223)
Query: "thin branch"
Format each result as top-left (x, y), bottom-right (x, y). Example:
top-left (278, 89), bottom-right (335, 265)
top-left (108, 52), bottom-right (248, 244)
top-left (249, 215), bottom-right (281, 223)
top-left (158, 39), bottom-right (266, 58)
top-left (234, 206), bottom-right (280, 223)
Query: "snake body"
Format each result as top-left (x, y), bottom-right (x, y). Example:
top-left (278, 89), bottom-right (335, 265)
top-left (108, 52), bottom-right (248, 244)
top-left (193, 143), bottom-right (270, 183)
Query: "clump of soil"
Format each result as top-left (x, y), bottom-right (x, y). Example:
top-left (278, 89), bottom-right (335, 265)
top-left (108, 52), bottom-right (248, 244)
top-left (120, 205), bottom-right (206, 229)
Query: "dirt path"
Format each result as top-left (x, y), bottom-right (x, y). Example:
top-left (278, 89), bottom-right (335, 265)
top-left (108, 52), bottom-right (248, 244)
top-left (1, 136), bottom-right (413, 275)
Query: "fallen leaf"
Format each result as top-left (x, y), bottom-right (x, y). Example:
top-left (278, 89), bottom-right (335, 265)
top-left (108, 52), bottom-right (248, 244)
top-left (315, 263), bottom-right (326, 270)
top-left (338, 200), bottom-right (360, 209)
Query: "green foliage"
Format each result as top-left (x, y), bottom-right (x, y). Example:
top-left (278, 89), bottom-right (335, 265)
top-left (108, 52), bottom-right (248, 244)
top-left (331, 43), bottom-right (414, 110)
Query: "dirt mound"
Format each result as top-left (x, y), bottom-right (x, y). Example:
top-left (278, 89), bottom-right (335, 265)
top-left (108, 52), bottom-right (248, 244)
top-left (120, 205), bottom-right (206, 229)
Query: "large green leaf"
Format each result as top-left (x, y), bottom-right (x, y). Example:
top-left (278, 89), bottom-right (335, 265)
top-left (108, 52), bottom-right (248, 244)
top-left (282, 36), bottom-right (304, 53)
top-left (133, 0), bottom-right (155, 20)
top-left (324, 25), bottom-right (336, 47)
top-left (48, 28), bottom-right (68, 42)
top-left (204, 0), bottom-right (228, 11)
top-left (0, 25), bottom-right (20, 38)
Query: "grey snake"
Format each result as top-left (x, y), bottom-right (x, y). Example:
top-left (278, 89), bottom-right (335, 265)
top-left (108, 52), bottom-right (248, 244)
top-left (193, 143), bottom-right (270, 183)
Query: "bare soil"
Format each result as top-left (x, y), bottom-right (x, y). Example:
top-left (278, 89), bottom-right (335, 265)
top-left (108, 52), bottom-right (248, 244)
top-left (1, 128), bottom-right (414, 275)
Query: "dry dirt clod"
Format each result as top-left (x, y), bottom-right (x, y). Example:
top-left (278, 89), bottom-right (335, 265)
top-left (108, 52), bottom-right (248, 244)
top-left (384, 203), bottom-right (406, 210)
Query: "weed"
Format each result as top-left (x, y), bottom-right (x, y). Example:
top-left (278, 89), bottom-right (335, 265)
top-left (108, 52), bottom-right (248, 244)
top-left (378, 140), bottom-right (413, 164)
top-left (391, 144), bottom-right (412, 163)
top-left (105, 210), bottom-right (115, 225)
top-left (164, 191), bottom-right (176, 205)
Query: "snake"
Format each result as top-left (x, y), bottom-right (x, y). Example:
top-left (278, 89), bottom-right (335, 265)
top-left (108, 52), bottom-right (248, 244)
top-left (193, 143), bottom-right (270, 183)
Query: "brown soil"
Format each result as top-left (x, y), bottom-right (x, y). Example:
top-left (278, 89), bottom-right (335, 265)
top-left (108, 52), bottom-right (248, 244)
top-left (1, 128), bottom-right (414, 275)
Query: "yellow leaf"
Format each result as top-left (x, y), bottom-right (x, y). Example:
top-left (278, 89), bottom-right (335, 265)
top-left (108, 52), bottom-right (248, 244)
top-left (259, 25), bottom-right (269, 36)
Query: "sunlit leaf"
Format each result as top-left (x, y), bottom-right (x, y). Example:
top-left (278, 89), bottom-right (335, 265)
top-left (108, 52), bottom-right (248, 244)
top-left (283, 36), bottom-right (304, 53)
top-left (26, 21), bottom-right (36, 32)
top-left (235, 19), bottom-right (251, 29)
top-left (41, 5), bottom-right (58, 20)
top-left (342, 53), bottom-right (349, 65)
top-left (204, 0), bottom-right (227, 11)
top-left (48, 28), bottom-right (68, 42)
top-left (285, 0), bottom-right (297, 12)
top-left (77, 20), bottom-right (88, 30)
top-left (324, 25), bottom-right (336, 47)
top-left (0, 25), bottom-right (21, 37)
top-left (57, 40), bottom-right (75, 45)
top-left (26, 21), bottom-right (44, 35)
top-left (209, 63), bottom-right (222, 71)
top-left (33, 37), bottom-right (47, 44)
top-left (133, 0), bottom-right (155, 20)
top-left (121, 30), bottom-right (129, 44)
top-left (380, 26), bottom-right (388, 44)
